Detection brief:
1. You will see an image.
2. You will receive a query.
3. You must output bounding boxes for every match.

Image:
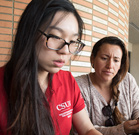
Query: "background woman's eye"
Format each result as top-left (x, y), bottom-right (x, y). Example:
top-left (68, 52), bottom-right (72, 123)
top-left (101, 57), bottom-right (107, 60)
top-left (114, 59), bottom-right (119, 62)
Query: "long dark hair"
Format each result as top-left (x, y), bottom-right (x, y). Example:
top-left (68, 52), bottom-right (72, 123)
top-left (3, 0), bottom-right (84, 135)
top-left (90, 36), bottom-right (129, 125)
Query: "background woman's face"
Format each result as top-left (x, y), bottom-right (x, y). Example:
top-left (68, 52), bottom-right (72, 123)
top-left (37, 11), bottom-right (79, 74)
top-left (92, 44), bottom-right (123, 83)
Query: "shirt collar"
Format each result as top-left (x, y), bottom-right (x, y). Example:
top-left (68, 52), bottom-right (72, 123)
top-left (50, 71), bottom-right (62, 92)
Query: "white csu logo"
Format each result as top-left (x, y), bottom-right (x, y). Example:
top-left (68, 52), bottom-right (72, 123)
top-left (56, 101), bottom-right (71, 111)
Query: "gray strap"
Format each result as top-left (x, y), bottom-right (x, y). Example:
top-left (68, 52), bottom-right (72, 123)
top-left (87, 74), bottom-right (92, 121)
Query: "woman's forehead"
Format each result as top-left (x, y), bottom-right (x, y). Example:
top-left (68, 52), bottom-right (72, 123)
top-left (47, 11), bottom-right (79, 35)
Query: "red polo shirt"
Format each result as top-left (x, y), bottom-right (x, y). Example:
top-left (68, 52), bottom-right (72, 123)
top-left (46, 70), bottom-right (85, 135)
top-left (0, 67), bottom-right (85, 135)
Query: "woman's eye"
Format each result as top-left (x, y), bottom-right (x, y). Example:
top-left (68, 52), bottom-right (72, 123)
top-left (114, 59), bottom-right (119, 62)
top-left (70, 40), bottom-right (77, 44)
top-left (49, 34), bottom-right (60, 39)
top-left (48, 33), bottom-right (55, 37)
top-left (101, 57), bottom-right (107, 60)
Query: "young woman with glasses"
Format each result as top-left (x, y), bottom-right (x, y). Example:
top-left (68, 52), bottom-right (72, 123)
top-left (75, 36), bottom-right (139, 135)
top-left (0, 0), bottom-right (102, 135)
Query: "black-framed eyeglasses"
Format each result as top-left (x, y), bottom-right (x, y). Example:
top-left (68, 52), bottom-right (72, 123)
top-left (102, 105), bottom-right (115, 127)
top-left (38, 30), bottom-right (85, 54)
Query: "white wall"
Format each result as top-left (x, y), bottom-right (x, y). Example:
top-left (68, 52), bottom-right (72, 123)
top-left (130, 43), bottom-right (139, 85)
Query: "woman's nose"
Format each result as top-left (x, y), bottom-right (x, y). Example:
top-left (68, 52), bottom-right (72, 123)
top-left (106, 59), bottom-right (113, 68)
top-left (57, 44), bottom-right (70, 54)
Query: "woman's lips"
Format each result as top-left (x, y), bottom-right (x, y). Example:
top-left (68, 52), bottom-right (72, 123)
top-left (103, 71), bottom-right (113, 75)
top-left (53, 60), bottom-right (65, 68)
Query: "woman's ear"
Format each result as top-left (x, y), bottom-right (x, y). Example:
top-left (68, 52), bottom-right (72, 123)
top-left (91, 63), bottom-right (94, 68)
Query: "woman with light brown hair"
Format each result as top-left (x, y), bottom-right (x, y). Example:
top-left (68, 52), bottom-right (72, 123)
top-left (75, 36), bottom-right (139, 135)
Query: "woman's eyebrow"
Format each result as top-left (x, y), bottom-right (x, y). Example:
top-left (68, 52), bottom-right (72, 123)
top-left (114, 56), bottom-right (121, 59)
top-left (48, 26), bottom-right (79, 36)
top-left (102, 54), bottom-right (121, 59)
top-left (49, 26), bottom-right (63, 33)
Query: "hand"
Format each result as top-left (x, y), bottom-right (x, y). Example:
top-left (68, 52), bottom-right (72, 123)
top-left (124, 120), bottom-right (139, 134)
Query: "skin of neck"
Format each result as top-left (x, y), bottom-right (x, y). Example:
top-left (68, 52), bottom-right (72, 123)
top-left (90, 72), bottom-right (112, 103)
top-left (38, 69), bottom-right (49, 93)
top-left (90, 72), bottom-right (112, 90)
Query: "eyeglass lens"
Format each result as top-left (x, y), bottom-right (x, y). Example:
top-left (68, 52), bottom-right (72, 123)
top-left (47, 36), bottom-right (83, 54)
top-left (38, 30), bottom-right (85, 54)
top-left (102, 105), bottom-right (115, 127)
top-left (47, 37), bottom-right (80, 53)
